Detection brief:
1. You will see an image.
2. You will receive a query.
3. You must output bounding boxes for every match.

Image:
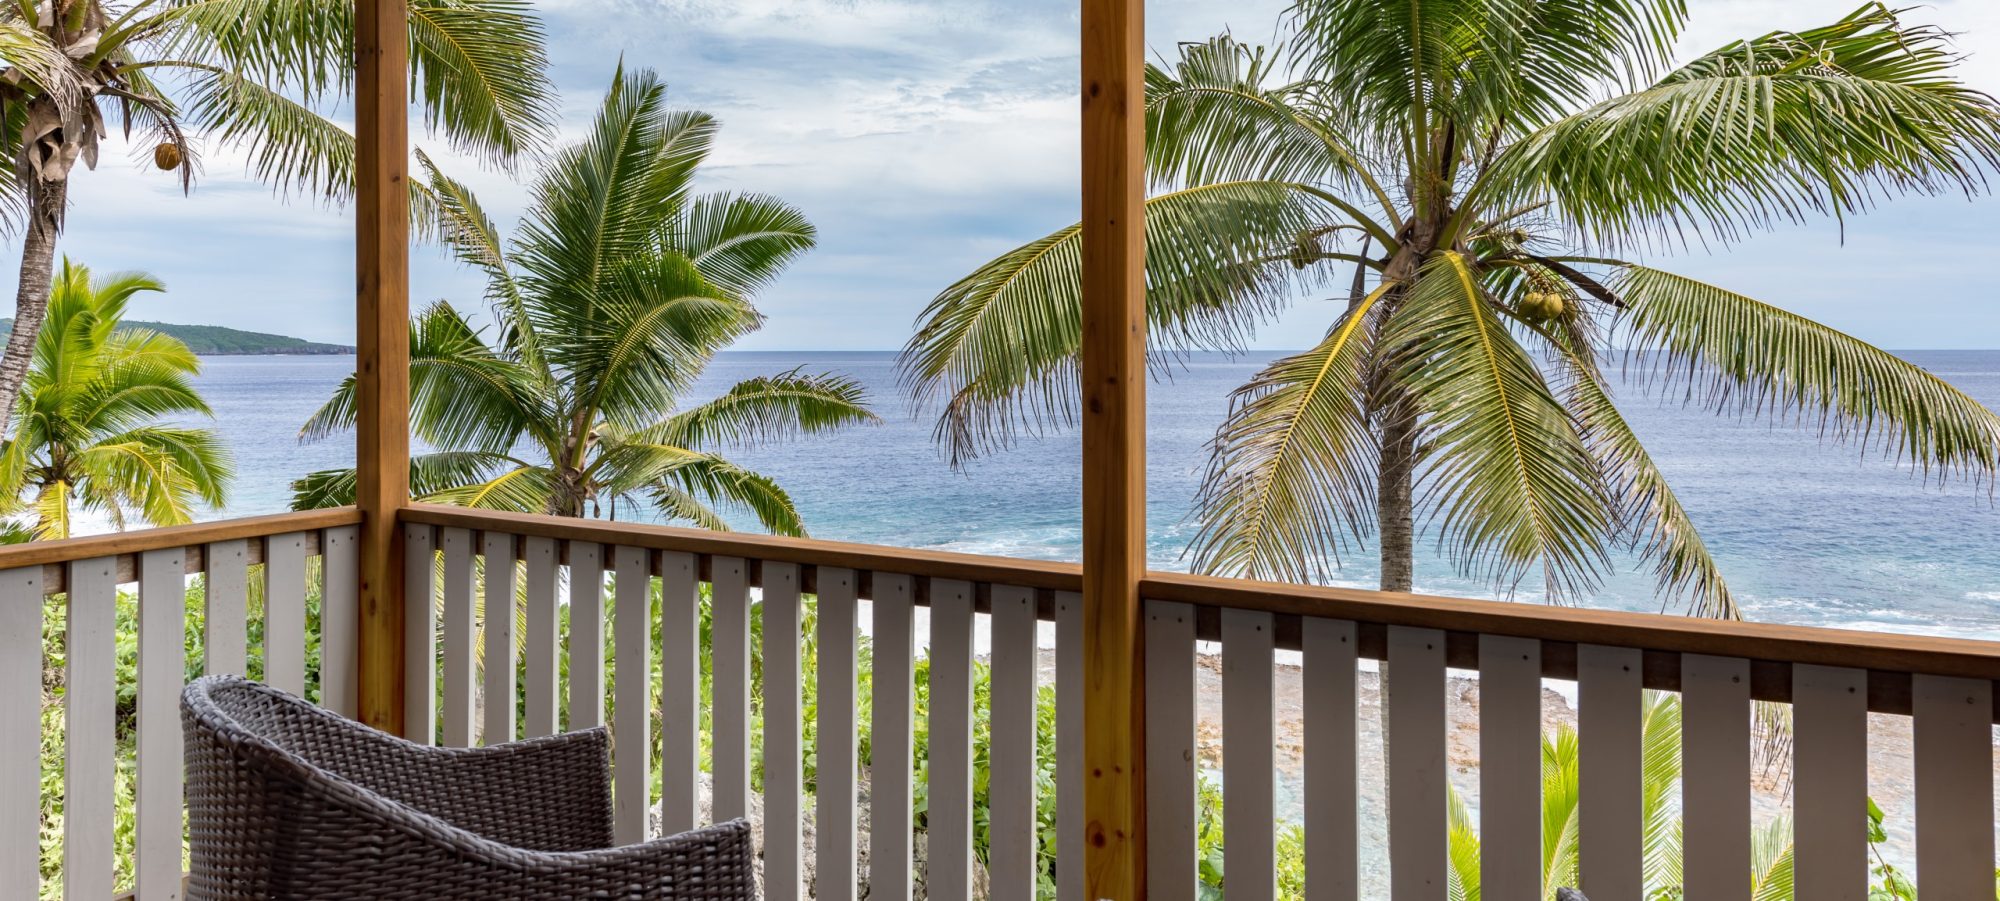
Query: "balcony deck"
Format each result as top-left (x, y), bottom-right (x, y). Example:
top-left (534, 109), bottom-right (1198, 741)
top-left (7, 503), bottom-right (1998, 899)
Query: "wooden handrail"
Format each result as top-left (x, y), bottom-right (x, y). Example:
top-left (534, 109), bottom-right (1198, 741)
top-left (1143, 571), bottom-right (2000, 681)
top-left (0, 506), bottom-right (356, 596)
top-left (0, 508), bottom-right (359, 595)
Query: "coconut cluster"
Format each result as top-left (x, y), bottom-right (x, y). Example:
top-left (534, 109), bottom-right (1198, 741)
top-left (1517, 287), bottom-right (1567, 321)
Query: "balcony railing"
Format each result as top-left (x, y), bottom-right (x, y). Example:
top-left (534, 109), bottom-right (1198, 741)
top-left (11, 504), bottom-right (2000, 899)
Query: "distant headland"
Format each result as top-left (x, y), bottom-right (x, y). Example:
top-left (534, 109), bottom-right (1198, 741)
top-left (0, 318), bottom-right (352, 356)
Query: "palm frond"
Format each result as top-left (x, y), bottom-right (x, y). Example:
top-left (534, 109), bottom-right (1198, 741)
top-left (299, 300), bottom-right (539, 454)
top-left (1189, 284), bottom-right (1387, 581)
top-left (900, 179), bottom-right (1334, 465)
top-left (424, 462), bottom-right (558, 513)
top-left (516, 67), bottom-right (713, 316)
top-left (177, 63), bottom-right (355, 199)
top-left (1616, 265), bottom-right (2000, 484)
top-left (573, 256), bottom-right (755, 429)
top-left (1145, 34), bottom-right (1395, 216)
top-left (652, 369), bottom-right (876, 452)
top-left (1493, 5), bottom-right (2000, 243)
top-left (655, 454), bottom-right (806, 537)
top-left (671, 192), bottom-right (817, 298)
top-left (291, 450), bottom-right (519, 510)
top-left (1541, 331), bottom-right (1738, 618)
top-left (1384, 252), bottom-right (1615, 599)
top-left (649, 485), bottom-right (732, 532)
top-left (407, 0), bottom-right (557, 167)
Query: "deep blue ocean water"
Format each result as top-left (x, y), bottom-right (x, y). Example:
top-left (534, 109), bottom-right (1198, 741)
top-left (188, 350), bottom-right (2000, 639)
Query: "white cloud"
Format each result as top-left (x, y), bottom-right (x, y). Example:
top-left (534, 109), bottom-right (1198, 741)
top-left (5, 0), bottom-right (1998, 351)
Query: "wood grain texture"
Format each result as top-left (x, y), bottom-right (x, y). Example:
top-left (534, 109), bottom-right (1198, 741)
top-left (1078, 0), bottom-right (1148, 894)
top-left (353, 0), bottom-right (411, 735)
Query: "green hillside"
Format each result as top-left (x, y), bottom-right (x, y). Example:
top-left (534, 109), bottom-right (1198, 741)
top-left (0, 318), bottom-right (351, 355)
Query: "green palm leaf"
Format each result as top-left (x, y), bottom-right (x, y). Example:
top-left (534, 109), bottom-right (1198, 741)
top-left (672, 192), bottom-right (818, 298)
top-left (901, 179), bottom-right (1334, 465)
top-left (1384, 252), bottom-right (1615, 598)
top-left (653, 370), bottom-right (877, 452)
top-left (1616, 265), bottom-right (2000, 483)
top-left (1189, 284), bottom-right (1388, 581)
top-left (1493, 5), bottom-right (2000, 242)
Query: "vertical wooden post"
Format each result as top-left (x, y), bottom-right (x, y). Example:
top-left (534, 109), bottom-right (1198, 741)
top-left (1080, 0), bottom-right (1147, 895)
top-left (355, 0), bottom-right (412, 733)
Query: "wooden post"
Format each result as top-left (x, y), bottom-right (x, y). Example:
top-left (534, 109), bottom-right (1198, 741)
top-left (354, 0), bottom-right (411, 733)
top-left (1080, 0), bottom-right (1147, 895)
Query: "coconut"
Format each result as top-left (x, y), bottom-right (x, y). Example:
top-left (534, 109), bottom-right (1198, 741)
top-left (153, 143), bottom-right (181, 171)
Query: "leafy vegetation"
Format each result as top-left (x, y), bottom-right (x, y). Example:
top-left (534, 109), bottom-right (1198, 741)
top-left (0, 0), bottom-right (557, 432)
top-left (902, 1), bottom-right (2000, 610)
top-left (0, 260), bottom-right (230, 540)
top-left (291, 68), bottom-right (877, 532)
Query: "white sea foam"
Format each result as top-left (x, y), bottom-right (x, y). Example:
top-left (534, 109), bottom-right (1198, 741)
top-left (1968, 591), bottom-right (2000, 602)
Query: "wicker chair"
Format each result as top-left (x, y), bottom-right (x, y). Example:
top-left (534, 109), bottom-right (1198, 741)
top-left (182, 675), bottom-right (757, 900)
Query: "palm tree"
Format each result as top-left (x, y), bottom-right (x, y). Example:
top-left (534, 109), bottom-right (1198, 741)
top-left (0, 258), bottom-right (230, 540)
top-left (902, 2), bottom-right (2000, 611)
top-left (291, 68), bottom-right (878, 534)
top-left (0, 0), bottom-right (556, 431)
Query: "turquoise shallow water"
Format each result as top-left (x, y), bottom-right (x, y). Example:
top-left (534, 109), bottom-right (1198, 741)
top-left (184, 350), bottom-right (2000, 639)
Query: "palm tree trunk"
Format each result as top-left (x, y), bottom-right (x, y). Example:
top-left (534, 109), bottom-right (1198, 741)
top-left (1376, 396), bottom-right (1418, 593)
top-left (0, 177), bottom-right (68, 433)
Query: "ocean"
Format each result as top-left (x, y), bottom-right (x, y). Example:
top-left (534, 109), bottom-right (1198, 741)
top-left (188, 350), bottom-right (2000, 639)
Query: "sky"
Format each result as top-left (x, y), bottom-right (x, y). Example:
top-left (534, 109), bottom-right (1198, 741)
top-left (35, 0), bottom-right (2000, 350)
